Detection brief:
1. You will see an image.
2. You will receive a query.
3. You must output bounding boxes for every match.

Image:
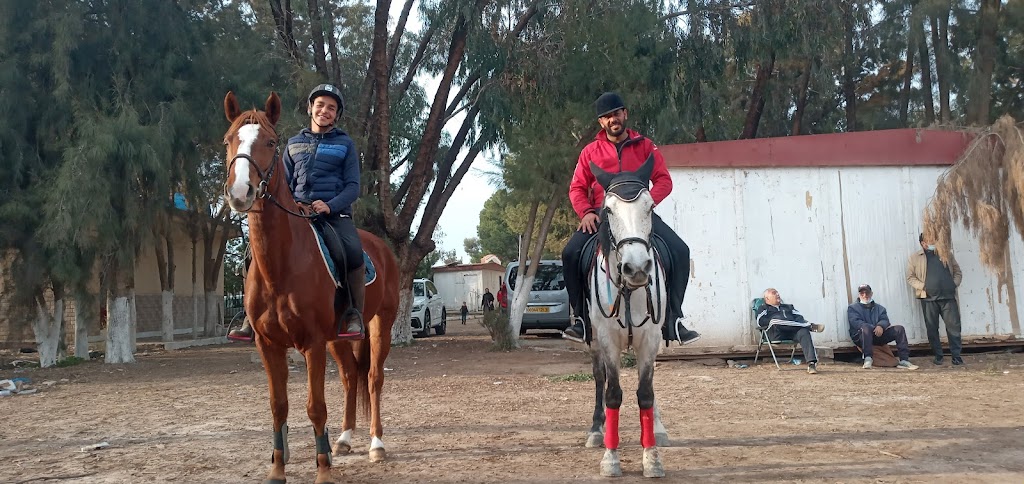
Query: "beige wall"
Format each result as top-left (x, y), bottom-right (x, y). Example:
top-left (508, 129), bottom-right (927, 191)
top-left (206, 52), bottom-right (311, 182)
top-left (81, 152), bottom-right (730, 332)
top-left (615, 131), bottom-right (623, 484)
top-left (0, 214), bottom-right (238, 344)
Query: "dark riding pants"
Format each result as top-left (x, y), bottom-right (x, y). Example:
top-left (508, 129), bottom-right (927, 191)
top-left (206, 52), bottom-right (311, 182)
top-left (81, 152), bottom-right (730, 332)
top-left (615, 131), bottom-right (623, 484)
top-left (318, 215), bottom-right (364, 273)
top-left (562, 213), bottom-right (690, 325)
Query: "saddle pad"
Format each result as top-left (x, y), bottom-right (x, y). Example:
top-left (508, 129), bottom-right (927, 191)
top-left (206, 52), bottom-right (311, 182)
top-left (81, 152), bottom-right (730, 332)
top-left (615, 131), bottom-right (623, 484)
top-left (308, 222), bottom-right (377, 287)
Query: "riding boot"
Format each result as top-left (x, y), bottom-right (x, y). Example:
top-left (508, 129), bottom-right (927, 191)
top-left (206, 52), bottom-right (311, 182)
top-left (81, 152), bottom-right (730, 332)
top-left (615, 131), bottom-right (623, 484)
top-left (661, 311), bottom-right (701, 346)
top-left (336, 268), bottom-right (365, 340)
top-left (228, 316), bottom-right (254, 342)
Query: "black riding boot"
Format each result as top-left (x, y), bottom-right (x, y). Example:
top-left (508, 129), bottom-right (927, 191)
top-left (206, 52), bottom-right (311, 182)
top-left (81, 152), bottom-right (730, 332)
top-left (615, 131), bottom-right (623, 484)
top-left (337, 267), bottom-right (365, 340)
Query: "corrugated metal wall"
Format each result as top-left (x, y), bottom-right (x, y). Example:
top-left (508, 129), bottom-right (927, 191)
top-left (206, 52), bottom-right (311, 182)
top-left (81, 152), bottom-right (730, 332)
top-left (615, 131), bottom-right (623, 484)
top-left (661, 166), bottom-right (1023, 348)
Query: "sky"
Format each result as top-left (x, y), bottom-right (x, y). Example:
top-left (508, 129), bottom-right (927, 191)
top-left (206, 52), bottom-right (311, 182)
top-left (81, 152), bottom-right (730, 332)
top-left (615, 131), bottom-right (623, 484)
top-left (432, 161), bottom-right (500, 263)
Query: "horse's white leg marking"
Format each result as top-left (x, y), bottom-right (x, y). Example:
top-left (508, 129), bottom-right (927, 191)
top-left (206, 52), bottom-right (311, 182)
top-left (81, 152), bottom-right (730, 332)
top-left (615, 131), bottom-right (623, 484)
top-left (369, 436), bottom-right (385, 450)
top-left (229, 124), bottom-right (259, 200)
top-left (335, 429), bottom-right (352, 446)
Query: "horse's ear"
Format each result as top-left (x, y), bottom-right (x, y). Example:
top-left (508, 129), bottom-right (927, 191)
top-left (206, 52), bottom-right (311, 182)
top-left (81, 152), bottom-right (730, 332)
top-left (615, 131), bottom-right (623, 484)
top-left (590, 161), bottom-right (614, 189)
top-left (635, 153), bottom-right (655, 185)
top-left (224, 91), bottom-right (242, 123)
top-left (265, 92), bottom-right (282, 126)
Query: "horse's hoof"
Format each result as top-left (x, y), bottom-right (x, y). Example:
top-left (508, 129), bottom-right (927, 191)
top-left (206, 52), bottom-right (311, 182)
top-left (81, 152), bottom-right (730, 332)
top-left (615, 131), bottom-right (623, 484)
top-left (600, 450), bottom-right (622, 477)
top-left (331, 441), bottom-right (351, 456)
top-left (263, 479), bottom-right (286, 484)
top-left (368, 448), bottom-right (386, 463)
top-left (313, 471), bottom-right (334, 484)
top-left (585, 432), bottom-right (604, 448)
top-left (643, 447), bottom-right (665, 478)
top-left (655, 432), bottom-right (670, 447)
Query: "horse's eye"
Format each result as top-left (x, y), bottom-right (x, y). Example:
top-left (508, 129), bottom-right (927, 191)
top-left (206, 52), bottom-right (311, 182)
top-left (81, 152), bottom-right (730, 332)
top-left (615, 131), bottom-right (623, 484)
top-left (267, 140), bottom-right (276, 147)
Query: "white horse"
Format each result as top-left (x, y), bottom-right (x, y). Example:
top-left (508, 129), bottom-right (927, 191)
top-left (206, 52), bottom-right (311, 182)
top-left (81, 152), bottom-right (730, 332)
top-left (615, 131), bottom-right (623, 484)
top-left (583, 155), bottom-right (669, 478)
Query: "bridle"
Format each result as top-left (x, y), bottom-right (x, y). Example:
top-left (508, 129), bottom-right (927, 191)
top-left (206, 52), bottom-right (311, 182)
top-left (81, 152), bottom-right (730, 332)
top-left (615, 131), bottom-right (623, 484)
top-left (223, 124), bottom-right (318, 220)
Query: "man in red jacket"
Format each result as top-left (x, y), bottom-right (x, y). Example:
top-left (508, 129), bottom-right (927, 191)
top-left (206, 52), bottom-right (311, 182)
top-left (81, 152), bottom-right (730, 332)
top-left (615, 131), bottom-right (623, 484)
top-left (561, 92), bottom-right (699, 345)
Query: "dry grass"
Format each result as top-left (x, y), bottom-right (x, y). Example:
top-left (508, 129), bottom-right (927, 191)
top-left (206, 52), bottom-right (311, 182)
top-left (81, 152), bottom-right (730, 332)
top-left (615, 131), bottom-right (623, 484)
top-left (923, 115), bottom-right (1024, 276)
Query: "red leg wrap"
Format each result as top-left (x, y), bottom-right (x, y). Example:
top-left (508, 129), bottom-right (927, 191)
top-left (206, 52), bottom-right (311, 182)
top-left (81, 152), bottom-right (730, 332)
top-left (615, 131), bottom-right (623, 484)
top-left (640, 407), bottom-right (655, 448)
top-left (604, 408), bottom-right (620, 450)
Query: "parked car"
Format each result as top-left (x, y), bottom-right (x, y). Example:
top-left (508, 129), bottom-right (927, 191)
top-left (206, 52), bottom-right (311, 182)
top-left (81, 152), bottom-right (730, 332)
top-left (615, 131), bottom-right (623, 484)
top-left (410, 278), bottom-right (446, 337)
top-left (504, 260), bottom-right (571, 334)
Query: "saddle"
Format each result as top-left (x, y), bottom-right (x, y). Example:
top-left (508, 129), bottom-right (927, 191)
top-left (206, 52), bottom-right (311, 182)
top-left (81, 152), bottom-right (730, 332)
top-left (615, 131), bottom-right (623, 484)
top-left (575, 230), bottom-right (672, 344)
top-left (309, 218), bottom-right (377, 287)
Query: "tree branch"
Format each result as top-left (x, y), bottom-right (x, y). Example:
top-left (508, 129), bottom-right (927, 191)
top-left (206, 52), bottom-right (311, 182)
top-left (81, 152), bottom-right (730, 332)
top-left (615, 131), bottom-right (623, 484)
top-left (387, 0), bottom-right (417, 79)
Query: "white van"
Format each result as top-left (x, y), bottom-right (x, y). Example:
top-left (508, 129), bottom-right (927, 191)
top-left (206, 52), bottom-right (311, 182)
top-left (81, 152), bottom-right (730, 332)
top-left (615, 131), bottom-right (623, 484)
top-left (504, 260), bottom-right (571, 334)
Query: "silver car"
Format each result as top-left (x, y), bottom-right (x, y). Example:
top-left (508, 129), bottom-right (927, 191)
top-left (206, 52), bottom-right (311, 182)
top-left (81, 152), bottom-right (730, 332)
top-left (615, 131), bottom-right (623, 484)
top-left (505, 260), bottom-right (571, 334)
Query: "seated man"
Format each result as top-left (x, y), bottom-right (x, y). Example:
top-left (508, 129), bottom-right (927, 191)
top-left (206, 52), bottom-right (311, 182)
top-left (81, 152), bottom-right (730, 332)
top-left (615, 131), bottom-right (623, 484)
top-left (848, 284), bottom-right (919, 370)
top-left (755, 288), bottom-right (824, 374)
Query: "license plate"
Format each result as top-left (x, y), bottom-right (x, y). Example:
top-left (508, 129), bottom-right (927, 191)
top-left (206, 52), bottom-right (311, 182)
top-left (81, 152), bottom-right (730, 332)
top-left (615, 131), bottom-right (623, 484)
top-left (526, 307), bottom-right (549, 313)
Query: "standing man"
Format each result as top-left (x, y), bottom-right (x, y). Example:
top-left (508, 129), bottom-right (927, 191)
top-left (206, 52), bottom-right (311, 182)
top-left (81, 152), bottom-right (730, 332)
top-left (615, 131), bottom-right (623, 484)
top-left (481, 288), bottom-right (495, 311)
top-left (907, 233), bottom-right (964, 365)
top-left (561, 91), bottom-right (699, 346)
top-left (847, 284), bottom-right (918, 370)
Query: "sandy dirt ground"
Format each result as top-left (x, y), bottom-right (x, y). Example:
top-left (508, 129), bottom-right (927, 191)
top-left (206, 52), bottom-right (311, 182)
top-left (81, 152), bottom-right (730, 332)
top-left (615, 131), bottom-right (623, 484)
top-left (2, 316), bottom-right (1023, 484)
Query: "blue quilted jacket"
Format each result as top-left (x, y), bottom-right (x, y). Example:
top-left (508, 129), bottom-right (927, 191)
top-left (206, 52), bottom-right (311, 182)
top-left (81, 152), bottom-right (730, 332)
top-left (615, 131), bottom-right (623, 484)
top-left (283, 127), bottom-right (360, 216)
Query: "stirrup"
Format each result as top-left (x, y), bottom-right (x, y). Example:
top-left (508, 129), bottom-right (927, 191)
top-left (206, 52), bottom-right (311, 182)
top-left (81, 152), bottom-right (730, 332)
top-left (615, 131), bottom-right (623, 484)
top-left (562, 316), bottom-right (586, 343)
top-left (336, 309), bottom-right (365, 341)
top-left (227, 323), bottom-right (254, 343)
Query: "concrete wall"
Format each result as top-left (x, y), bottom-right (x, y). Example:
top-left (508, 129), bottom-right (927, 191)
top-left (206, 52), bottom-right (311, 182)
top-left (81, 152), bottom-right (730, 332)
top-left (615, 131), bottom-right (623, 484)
top-left (434, 268), bottom-right (505, 312)
top-left (659, 165), bottom-right (1023, 349)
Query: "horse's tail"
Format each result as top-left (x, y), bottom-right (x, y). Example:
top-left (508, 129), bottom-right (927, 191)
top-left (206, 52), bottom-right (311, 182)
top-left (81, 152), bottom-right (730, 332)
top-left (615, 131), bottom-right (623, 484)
top-left (355, 338), bottom-right (372, 422)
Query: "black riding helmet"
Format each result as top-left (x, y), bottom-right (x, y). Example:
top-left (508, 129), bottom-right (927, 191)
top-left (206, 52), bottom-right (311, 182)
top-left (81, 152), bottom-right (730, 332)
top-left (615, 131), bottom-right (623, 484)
top-left (594, 92), bottom-right (626, 117)
top-left (308, 83), bottom-right (344, 115)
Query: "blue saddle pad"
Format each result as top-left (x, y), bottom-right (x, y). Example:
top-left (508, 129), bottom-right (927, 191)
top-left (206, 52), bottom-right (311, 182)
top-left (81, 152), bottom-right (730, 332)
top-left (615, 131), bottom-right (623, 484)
top-left (310, 222), bottom-right (377, 287)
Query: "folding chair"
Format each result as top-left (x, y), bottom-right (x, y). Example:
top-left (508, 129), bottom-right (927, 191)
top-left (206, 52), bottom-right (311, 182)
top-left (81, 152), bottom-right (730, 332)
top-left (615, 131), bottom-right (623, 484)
top-left (751, 297), bottom-right (798, 369)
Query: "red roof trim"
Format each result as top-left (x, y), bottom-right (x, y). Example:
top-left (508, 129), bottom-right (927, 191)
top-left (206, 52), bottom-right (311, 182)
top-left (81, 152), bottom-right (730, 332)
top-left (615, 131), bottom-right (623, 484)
top-left (432, 262), bottom-right (505, 273)
top-left (660, 129), bottom-right (974, 168)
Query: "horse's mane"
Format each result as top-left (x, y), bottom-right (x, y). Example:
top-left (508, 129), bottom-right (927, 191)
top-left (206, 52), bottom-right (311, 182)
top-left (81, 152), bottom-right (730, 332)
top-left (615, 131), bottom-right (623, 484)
top-left (226, 109), bottom-right (277, 139)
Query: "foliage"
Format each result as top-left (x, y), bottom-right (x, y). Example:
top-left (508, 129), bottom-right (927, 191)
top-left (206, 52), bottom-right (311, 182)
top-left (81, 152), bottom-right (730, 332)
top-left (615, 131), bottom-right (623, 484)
top-left (53, 356), bottom-right (87, 368)
top-left (463, 237), bottom-right (484, 263)
top-left (479, 309), bottom-right (517, 351)
top-left (548, 372), bottom-right (595, 382)
top-left (922, 115), bottom-right (1024, 274)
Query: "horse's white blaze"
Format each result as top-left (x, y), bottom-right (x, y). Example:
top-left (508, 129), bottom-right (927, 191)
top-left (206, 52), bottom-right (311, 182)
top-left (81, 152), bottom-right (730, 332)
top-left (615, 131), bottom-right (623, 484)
top-left (335, 429), bottom-right (353, 446)
top-left (229, 124), bottom-right (260, 201)
top-left (605, 195), bottom-right (655, 285)
top-left (370, 436), bottom-right (385, 450)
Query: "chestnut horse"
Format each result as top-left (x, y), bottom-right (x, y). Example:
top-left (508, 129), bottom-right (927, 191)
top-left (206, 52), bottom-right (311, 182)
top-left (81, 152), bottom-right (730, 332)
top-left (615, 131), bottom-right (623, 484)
top-left (222, 91), bottom-right (399, 484)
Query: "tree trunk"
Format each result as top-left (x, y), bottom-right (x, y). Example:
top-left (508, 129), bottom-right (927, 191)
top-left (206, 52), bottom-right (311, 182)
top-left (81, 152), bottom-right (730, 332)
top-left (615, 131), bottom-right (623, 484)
top-left (205, 290), bottom-right (221, 336)
top-left (791, 58), bottom-right (812, 135)
top-left (739, 52), bottom-right (775, 139)
top-left (391, 279), bottom-right (414, 344)
top-left (507, 199), bottom-right (540, 344)
top-left (688, 0), bottom-right (707, 142)
top-left (161, 291), bottom-right (174, 342)
top-left (899, 27), bottom-right (915, 126)
top-left (930, 14), bottom-right (951, 123)
top-left (106, 268), bottom-right (135, 364)
top-left (191, 236), bottom-right (201, 337)
top-left (967, 0), bottom-right (1000, 125)
top-left (306, 0), bottom-right (328, 77)
top-left (129, 286), bottom-right (137, 353)
top-left (842, 0), bottom-right (858, 131)
top-left (322, 0), bottom-right (342, 84)
top-left (74, 287), bottom-right (95, 359)
top-left (33, 290), bottom-right (64, 368)
top-left (917, 19), bottom-right (935, 124)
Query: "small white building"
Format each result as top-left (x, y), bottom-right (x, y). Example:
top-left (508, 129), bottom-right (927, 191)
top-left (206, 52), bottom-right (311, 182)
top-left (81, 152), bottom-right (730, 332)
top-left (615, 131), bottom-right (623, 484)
top-left (432, 262), bottom-right (506, 312)
top-left (655, 128), bottom-right (1023, 352)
